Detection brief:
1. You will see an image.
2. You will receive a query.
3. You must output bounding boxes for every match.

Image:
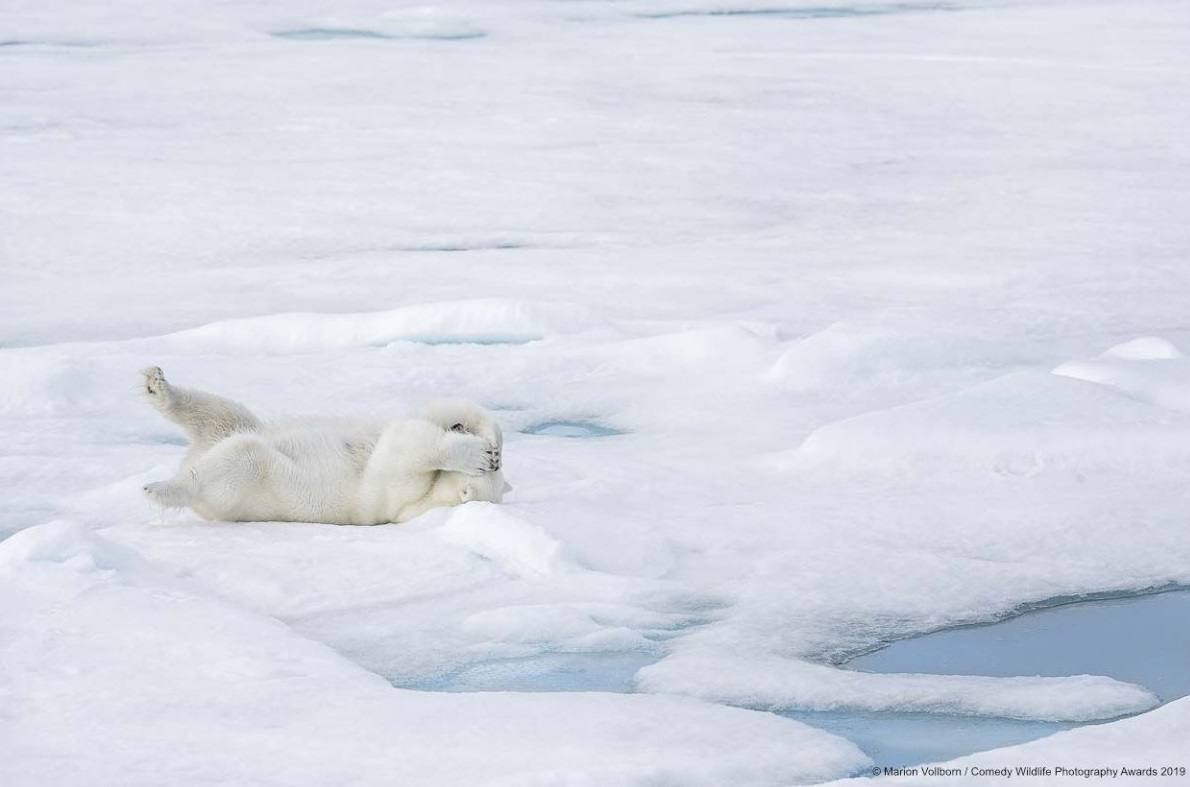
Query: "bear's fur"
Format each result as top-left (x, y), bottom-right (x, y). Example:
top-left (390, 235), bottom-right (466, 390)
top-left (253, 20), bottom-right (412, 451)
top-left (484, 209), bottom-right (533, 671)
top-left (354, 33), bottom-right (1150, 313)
top-left (140, 367), bottom-right (509, 524)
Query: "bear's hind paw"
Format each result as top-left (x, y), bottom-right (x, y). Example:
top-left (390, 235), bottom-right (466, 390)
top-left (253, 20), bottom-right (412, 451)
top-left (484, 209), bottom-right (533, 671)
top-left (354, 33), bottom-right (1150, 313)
top-left (144, 480), bottom-right (193, 509)
top-left (141, 366), bottom-right (173, 405)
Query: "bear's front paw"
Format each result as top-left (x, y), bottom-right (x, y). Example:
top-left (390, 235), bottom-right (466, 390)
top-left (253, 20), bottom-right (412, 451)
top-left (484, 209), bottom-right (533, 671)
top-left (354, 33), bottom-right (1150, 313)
top-left (442, 433), bottom-right (499, 476)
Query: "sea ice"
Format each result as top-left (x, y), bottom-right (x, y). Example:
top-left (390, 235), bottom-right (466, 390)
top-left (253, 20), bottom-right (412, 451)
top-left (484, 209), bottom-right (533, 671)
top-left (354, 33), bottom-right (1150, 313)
top-left (3, 0), bottom-right (1189, 780)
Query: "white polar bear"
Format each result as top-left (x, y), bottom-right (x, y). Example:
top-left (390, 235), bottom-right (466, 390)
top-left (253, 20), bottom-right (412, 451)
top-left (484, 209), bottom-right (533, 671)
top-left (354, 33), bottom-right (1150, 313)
top-left (140, 367), bottom-right (510, 524)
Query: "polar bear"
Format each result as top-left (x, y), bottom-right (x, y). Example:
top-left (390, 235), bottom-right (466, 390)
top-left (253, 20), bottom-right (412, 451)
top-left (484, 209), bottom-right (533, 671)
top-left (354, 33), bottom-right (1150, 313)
top-left (140, 366), bottom-right (510, 524)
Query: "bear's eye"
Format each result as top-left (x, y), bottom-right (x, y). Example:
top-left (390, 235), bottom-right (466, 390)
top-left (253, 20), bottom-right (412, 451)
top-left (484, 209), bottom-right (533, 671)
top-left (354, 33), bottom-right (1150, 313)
top-left (450, 423), bottom-right (467, 433)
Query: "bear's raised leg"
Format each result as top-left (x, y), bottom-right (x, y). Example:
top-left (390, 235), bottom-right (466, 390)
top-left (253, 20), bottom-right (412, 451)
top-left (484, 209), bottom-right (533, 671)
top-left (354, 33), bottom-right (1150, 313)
top-left (142, 366), bottom-right (261, 449)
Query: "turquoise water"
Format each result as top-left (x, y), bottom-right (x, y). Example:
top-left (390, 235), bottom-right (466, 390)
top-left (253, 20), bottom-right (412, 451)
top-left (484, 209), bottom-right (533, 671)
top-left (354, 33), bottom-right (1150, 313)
top-left (365, 334), bottom-right (537, 346)
top-left (793, 588), bottom-right (1190, 769)
top-left (403, 335), bottom-right (537, 346)
top-left (272, 28), bottom-right (394, 41)
top-left (411, 651), bottom-right (655, 693)
top-left (849, 588), bottom-right (1190, 702)
top-left (399, 589), bottom-right (1189, 772)
top-left (784, 710), bottom-right (1072, 769)
top-left (271, 28), bottom-right (485, 42)
top-left (639, 3), bottom-right (955, 20)
top-left (521, 420), bottom-right (624, 437)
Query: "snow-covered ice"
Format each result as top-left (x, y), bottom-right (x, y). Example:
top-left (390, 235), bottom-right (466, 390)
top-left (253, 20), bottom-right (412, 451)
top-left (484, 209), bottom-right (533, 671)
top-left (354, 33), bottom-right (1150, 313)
top-left (637, 653), bottom-right (1159, 721)
top-left (0, 521), bottom-right (868, 787)
top-left (3, 0), bottom-right (1190, 783)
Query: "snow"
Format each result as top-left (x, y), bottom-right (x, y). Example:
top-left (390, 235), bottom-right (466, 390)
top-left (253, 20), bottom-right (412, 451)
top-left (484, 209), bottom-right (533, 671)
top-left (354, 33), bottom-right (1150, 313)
top-left (784, 370), bottom-right (1190, 479)
top-left (1054, 338), bottom-right (1190, 412)
top-left (436, 502), bottom-right (569, 578)
top-left (3, 0), bottom-right (1190, 781)
top-left (636, 653), bottom-right (1159, 722)
top-left (1098, 337), bottom-right (1184, 362)
top-left (149, 299), bottom-right (605, 353)
top-left (0, 521), bottom-right (869, 787)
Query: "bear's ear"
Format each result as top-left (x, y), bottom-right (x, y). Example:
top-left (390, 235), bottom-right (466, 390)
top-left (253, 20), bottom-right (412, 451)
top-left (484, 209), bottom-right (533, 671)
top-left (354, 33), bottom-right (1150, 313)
top-left (502, 481), bottom-right (514, 494)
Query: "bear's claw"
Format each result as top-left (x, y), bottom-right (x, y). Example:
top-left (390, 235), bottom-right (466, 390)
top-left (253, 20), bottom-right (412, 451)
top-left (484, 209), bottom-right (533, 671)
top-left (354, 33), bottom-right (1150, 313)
top-left (443, 433), bottom-right (500, 476)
